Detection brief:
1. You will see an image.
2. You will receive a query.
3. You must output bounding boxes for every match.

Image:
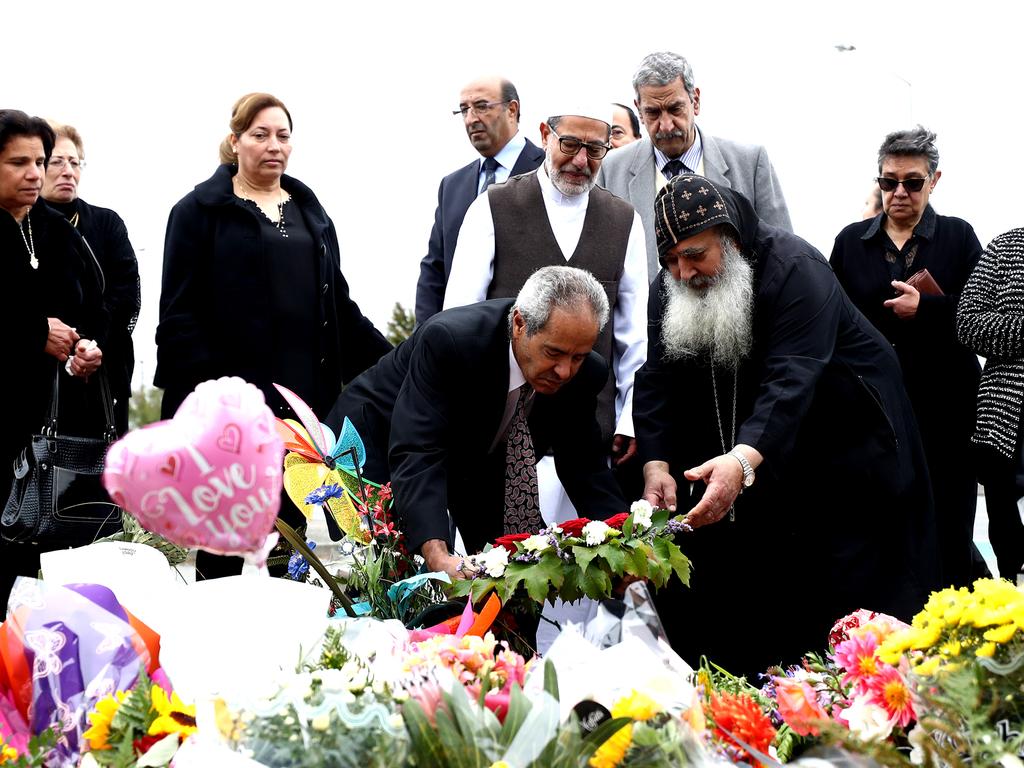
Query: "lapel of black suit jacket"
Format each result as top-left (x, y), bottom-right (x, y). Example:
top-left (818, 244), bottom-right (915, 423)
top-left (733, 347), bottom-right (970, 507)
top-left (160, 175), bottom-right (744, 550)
top-left (509, 139), bottom-right (545, 176)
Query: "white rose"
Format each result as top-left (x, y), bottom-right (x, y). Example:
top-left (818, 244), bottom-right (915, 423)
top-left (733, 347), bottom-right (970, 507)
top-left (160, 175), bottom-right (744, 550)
top-left (630, 500), bottom-right (654, 530)
top-left (839, 697), bottom-right (895, 742)
top-left (522, 534), bottom-right (551, 553)
top-left (582, 520), bottom-right (611, 546)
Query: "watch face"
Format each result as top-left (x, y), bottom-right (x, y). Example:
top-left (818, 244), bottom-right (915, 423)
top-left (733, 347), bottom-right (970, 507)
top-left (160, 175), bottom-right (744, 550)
top-left (743, 473), bottom-right (755, 488)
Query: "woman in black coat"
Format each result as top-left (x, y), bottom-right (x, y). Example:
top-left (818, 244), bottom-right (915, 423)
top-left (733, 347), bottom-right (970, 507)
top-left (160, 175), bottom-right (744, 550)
top-left (154, 93), bottom-right (391, 577)
top-left (0, 110), bottom-right (111, 604)
top-left (831, 126), bottom-right (984, 587)
top-left (41, 122), bottom-right (140, 435)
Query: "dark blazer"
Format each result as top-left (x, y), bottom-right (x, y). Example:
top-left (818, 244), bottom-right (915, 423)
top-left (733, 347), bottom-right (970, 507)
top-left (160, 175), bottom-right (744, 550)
top-left (326, 299), bottom-right (625, 554)
top-left (155, 164), bottom-right (390, 419)
top-left (414, 139), bottom-right (545, 323)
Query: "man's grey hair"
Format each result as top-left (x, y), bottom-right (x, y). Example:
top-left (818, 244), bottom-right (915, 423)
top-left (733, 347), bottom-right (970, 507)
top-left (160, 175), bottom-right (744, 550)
top-left (512, 266), bottom-right (610, 336)
top-left (877, 125), bottom-right (940, 175)
top-left (632, 51), bottom-right (697, 101)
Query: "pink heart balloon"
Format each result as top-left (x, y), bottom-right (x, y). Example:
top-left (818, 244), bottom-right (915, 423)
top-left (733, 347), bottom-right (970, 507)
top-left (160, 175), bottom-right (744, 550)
top-left (103, 377), bottom-right (284, 558)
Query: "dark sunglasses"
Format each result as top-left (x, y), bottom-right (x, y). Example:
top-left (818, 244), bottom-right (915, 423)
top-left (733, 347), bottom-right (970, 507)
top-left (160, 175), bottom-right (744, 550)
top-left (876, 176), bottom-right (928, 193)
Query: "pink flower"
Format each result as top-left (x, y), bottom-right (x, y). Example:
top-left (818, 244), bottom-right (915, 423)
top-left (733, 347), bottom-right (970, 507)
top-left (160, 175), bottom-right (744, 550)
top-left (833, 633), bottom-right (883, 692)
top-left (865, 665), bottom-right (915, 728)
top-left (773, 677), bottom-right (830, 736)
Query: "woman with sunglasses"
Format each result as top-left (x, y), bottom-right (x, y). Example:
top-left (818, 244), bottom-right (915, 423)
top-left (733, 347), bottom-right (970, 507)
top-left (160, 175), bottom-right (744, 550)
top-left (830, 125), bottom-right (985, 587)
top-left (41, 122), bottom-right (140, 436)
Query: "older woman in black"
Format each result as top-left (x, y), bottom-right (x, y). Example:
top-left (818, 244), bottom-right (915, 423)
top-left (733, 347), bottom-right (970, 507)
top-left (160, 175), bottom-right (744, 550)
top-left (0, 110), bottom-right (109, 603)
top-left (831, 126), bottom-right (984, 587)
top-left (41, 122), bottom-right (140, 435)
top-left (155, 93), bottom-right (391, 576)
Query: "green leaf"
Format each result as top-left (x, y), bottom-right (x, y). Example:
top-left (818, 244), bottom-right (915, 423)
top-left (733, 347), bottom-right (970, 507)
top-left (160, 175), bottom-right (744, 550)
top-left (522, 555), bottom-right (564, 603)
top-left (621, 513), bottom-right (634, 539)
top-left (559, 566), bottom-right (582, 604)
top-left (646, 547), bottom-right (670, 588)
top-left (651, 507), bottom-right (670, 529)
top-left (503, 561), bottom-right (530, 595)
top-left (470, 578), bottom-right (497, 604)
top-left (450, 579), bottom-right (473, 598)
top-left (579, 562), bottom-right (613, 600)
top-left (111, 668), bottom-right (152, 736)
top-left (579, 716), bottom-right (634, 757)
top-left (653, 537), bottom-right (691, 586)
top-left (543, 659), bottom-right (560, 701)
top-left (594, 543), bottom-right (625, 575)
top-left (572, 544), bottom-right (598, 571)
top-left (499, 685), bottom-right (531, 747)
top-left (403, 699), bottom-right (445, 763)
top-left (622, 543), bottom-right (649, 579)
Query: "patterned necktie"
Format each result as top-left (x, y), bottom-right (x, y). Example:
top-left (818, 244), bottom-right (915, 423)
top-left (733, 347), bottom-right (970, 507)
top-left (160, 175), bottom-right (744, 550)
top-left (503, 384), bottom-right (543, 535)
top-left (662, 159), bottom-right (687, 180)
top-left (481, 156), bottom-right (500, 194)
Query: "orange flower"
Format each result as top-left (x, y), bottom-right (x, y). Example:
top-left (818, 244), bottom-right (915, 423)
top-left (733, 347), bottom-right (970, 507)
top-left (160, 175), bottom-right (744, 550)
top-left (773, 676), bottom-right (829, 736)
top-left (708, 692), bottom-right (776, 765)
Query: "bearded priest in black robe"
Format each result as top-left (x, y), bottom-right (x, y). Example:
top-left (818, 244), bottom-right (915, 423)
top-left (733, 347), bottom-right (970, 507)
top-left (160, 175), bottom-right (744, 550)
top-left (634, 174), bottom-right (940, 675)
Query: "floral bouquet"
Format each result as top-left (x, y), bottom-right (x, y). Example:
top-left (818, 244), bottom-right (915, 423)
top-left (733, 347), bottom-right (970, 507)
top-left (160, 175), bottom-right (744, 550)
top-left (452, 501), bottom-right (691, 607)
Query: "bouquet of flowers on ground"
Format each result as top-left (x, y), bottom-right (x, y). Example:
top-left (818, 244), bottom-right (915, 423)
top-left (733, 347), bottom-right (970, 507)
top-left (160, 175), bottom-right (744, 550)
top-left (453, 501), bottom-right (691, 607)
top-left (871, 578), bottom-right (1024, 765)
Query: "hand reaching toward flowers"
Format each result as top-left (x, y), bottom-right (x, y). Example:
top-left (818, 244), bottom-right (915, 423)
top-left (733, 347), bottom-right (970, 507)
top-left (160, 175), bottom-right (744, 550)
top-left (642, 461), bottom-right (677, 511)
top-left (421, 538), bottom-right (476, 580)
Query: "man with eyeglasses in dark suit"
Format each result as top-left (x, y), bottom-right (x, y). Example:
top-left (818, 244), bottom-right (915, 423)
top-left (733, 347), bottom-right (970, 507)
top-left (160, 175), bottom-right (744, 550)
top-left (414, 76), bottom-right (544, 324)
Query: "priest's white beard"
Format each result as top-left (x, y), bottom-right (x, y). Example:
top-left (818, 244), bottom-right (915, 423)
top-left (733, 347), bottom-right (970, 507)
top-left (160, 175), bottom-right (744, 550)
top-left (660, 236), bottom-right (754, 365)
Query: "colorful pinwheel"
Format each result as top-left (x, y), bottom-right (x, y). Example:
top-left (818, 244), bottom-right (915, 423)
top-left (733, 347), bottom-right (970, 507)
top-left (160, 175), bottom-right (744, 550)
top-left (273, 384), bottom-right (378, 540)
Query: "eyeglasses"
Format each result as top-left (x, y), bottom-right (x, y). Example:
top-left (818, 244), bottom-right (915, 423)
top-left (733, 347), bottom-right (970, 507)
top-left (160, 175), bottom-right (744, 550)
top-left (452, 100), bottom-right (510, 118)
top-left (551, 130), bottom-right (610, 160)
top-left (877, 176), bottom-right (927, 193)
top-left (49, 157), bottom-right (85, 171)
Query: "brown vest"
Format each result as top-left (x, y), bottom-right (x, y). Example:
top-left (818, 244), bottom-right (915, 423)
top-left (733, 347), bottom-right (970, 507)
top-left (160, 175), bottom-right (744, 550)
top-left (486, 172), bottom-right (635, 443)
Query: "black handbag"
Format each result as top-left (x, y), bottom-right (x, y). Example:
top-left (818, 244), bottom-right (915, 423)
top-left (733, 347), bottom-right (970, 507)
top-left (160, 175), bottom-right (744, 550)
top-left (2, 369), bottom-right (123, 545)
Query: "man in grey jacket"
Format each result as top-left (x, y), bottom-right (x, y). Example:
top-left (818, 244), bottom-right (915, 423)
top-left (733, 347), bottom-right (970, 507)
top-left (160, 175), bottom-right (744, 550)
top-left (597, 51), bottom-right (792, 281)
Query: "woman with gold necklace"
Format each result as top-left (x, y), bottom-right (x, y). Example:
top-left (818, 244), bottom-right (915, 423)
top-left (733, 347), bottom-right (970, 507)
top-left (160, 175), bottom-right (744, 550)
top-left (0, 110), bottom-right (110, 604)
top-left (156, 93), bottom-right (391, 578)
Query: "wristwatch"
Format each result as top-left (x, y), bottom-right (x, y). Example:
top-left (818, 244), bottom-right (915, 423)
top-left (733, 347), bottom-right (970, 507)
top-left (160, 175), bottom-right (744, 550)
top-left (728, 449), bottom-right (756, 489)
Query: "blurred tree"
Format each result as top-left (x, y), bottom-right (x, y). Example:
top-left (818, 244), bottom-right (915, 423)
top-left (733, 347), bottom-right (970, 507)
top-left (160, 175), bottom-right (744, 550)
top-left (128, 386), bottom-right (163, 430)
top-left (386, 302), bottom-right (416, 346)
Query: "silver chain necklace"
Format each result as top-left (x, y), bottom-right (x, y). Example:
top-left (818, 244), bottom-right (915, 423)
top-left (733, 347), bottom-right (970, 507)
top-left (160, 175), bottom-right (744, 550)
top-left (709, 355), bottom-right (738, 521)
top-left (19, 213), bottom-right (38, 269)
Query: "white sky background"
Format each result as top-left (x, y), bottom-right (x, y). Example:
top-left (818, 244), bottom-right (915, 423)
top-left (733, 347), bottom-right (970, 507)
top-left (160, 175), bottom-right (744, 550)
top-left (5, 0), bottom-right (1021, 387)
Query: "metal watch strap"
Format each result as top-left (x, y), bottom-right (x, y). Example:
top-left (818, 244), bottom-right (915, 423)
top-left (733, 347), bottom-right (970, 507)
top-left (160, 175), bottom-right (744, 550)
top-left (728, 449), bottom-right (754, 487)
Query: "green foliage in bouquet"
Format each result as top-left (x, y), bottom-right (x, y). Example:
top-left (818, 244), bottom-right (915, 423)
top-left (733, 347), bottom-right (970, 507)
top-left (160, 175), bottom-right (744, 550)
top-left (402, 661), bottom-right (632, 768)
top-left (452, 503), bottom-right (691, 607)
top-left (0, 727), bottom-right (59, 767)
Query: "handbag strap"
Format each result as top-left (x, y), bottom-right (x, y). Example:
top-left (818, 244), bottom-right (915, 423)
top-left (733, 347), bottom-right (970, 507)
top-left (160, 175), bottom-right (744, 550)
top-left (45, 366), bottom-right (118, 444)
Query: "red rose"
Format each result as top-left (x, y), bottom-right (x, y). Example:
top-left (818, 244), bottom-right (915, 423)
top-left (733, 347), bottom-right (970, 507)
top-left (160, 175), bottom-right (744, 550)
top-left (604, 513), bottom-right (630, 530)
top-left (493, 533), bottom-right (531, 553)
top-left (558, 518), bottom-right (591, 538)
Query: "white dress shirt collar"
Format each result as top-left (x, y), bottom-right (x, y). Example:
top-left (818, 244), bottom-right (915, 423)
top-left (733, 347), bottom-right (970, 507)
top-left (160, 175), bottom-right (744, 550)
top-left (507, 342), bottom-right (526, 393)
top-left (486, 131), bottom-right (527, 176)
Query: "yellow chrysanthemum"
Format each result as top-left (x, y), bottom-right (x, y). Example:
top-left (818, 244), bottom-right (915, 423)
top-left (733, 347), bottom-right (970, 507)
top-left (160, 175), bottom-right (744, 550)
top-left (148, 685), bottom-right (197, 738)
top-left (83, 691), bottom-right (127, 751)
top-left (975, 641), bottom-right (997, 658)
top-left (939, 639), bottom-right (961, 657)
top-left (983, 623), bottom-right (1018, 644)
top-left (588, 691), bottom-right (662, 768)
top-left (612, 690), bottom-right (660, 721)
top-left (914, 655), bottom-right (942, 676)
top-left (0, 743), bottom-right (19, 764)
